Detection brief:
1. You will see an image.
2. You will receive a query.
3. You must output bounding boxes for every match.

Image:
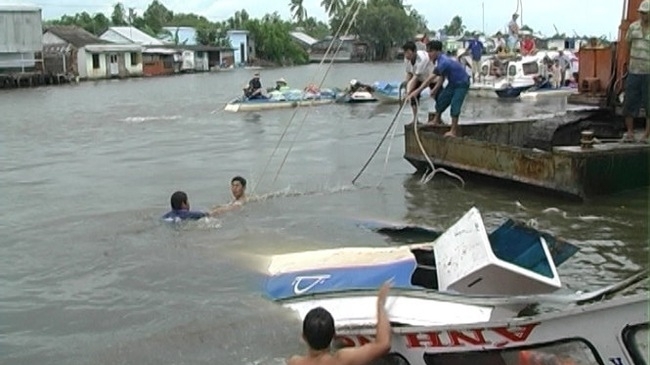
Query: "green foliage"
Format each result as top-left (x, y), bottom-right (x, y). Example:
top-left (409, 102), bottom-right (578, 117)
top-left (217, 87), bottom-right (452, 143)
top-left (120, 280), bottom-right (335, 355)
top-left (442, 15), bottom-right (465, 36)
top-left (297, 17), bottom-right (331, 39)
top-left (44, 11), bottom-right (110, 35)
top-left (330, 0), bottom-right (418, 60)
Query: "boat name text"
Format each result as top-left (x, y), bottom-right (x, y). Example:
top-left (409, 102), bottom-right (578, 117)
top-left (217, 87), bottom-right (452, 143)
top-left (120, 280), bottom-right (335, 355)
top-left (336, 323), bottom-right (540, 348)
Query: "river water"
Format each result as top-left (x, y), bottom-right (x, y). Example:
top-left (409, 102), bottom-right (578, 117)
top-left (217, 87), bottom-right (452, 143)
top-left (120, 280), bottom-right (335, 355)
top-left (1, 63), bottom-right (647, 364)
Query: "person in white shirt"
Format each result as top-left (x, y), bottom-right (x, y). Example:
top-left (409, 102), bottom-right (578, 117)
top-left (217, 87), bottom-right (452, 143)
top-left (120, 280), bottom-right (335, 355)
top-left (401, 41), bottom-right (434, 124)
top-left (507, 13), bottom-right (520, 52)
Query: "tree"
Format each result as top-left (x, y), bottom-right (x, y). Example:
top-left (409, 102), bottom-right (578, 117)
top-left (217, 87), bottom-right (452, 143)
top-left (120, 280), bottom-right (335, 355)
top-left (341, 0), bottom-right (418, 60)
top-left (111, 3), bottom-right (128, 26)
top-left (321, 0), bottom-right (345, 18)
top-left (408, 8), bottom-right (428, 34)
top-left (297, 17), bottom-right (330, 39)
top-left (143, 0), bottom-right (174, 35)
top-left (289, 0), bottom-right (307, 23)
top-left (443, 15), bottom-right (465, 36)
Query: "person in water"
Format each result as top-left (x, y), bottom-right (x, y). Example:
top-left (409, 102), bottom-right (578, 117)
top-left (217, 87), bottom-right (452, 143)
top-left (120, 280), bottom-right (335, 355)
top-left (245, 72), bottom-right (264, 99)
top-left (287, 282), bottom-right (392, 365)
top-left (161, 191), bottom-right (211, 222)
top-left (348, 79), bottom-right (374, 93)
top-left (211, 176), bottom-right (248, 215)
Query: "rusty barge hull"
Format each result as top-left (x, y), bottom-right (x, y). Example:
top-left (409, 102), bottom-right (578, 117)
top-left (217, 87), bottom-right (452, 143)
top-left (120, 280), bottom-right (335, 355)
top-left (403, 113), bottom-right (649, 200)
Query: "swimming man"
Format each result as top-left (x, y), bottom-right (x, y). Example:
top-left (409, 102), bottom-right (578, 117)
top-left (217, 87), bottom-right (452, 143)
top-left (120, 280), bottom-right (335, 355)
top-left (210, 176), bottom-right (248, 215)
top-left (162, 191), bottom-right (211, 222)
top-left (287, 282), bottom-right (392, 365)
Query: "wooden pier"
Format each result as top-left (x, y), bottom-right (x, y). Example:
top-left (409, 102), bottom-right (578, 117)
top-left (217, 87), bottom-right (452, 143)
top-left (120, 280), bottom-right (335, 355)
top-left (0, 72), bottom-right (74, 89)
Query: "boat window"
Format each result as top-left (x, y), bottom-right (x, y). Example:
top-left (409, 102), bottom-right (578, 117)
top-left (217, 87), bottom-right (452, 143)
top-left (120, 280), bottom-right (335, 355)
top-left (507, 64), bottom-right (517, 77)
top-left (623, 323), bottom-right (649, 365)
top-left (409, 248), bottom-right (439, 290)
top-left (522, 62), bottom-right (539, 75)
top-left (422, 339), bottom-right (603, 365)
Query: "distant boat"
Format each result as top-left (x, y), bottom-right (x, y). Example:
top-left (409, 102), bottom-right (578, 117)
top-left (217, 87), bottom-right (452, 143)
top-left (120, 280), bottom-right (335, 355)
top-left (224, 88), bottom-right (340, 112)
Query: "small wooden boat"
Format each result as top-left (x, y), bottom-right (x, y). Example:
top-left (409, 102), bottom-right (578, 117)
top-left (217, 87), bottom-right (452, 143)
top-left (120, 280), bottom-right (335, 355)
top-left (342, 90), bottom-right (377, 103)
top-left (260, 207), bottom-right (648, 365)
top-left (223, 89), bottom-right (339, 112)
top-left (372, 81), bottom-right (431, 104)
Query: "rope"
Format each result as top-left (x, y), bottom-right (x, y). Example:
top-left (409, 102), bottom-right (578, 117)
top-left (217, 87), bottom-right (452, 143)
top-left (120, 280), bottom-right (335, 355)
top-left (351, 101), bottom-right (406, 185)
top-left (269, 1), bottom-right (364, 187)
top-left (250, 2), bottom-right (359, 195)
top-left (411, 97), bottom-right (465, 186)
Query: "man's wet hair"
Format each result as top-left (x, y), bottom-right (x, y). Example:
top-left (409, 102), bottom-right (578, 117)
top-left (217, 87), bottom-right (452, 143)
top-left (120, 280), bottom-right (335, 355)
top-left (402, 41), bottom-right (416, 52)
top-left (170, 191), bottom-right (188, 210)
top-left (231, 176), bottom-right (247, 187)
top-left (302, 307), bottom-right (335, 350)
top-left (426, 40), bottom-right (443, 52)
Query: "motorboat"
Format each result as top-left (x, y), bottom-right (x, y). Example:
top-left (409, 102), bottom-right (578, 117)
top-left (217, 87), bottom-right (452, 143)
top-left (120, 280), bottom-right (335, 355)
top-left (259, 207), bottom-right (648, 365)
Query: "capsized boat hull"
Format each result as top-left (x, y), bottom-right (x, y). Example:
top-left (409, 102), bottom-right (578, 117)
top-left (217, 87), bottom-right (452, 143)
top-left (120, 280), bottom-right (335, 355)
top-left (333, 294), bottom-right (648, 365)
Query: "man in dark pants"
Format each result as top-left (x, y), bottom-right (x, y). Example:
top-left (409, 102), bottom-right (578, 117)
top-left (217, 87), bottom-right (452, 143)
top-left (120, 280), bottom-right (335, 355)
top-left (623, 0), bottom-right (650, 142)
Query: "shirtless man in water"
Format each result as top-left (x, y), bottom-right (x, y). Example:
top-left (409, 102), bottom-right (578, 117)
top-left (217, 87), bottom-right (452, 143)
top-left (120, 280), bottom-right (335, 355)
top-left (288, 282), bottom-right (392, 365)
top-left (210, 176), bottom-right (248, 215)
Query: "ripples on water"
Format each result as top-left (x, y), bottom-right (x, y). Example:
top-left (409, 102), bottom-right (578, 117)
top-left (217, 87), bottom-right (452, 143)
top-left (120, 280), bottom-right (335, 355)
top-left (1, 64), bottom-right (647, 364)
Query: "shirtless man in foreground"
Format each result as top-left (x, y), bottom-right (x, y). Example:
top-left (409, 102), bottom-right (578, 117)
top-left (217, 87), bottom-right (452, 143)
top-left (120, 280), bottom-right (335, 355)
top-left (210, 176), bottom-right (248, 215)
top-left (288, 282), bottom-right (392, 365)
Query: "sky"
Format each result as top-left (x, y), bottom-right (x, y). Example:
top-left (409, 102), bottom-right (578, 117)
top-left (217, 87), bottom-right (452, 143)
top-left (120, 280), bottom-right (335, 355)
top-left (1, 0), bottom-right (622, 38)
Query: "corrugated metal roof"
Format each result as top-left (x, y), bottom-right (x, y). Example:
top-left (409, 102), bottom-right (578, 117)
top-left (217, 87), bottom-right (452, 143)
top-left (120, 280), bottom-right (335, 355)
top-left (84, 44), bottom-right (143, 53)
top-left (0, 4), bottom-right (40, 12)
top-left (289, 31), bottom-right (318, 46)
top-left (107, 26), bottom-right (165, 45)
top-left (45, 26), bottom-right (111, 48)
top-left (143, 47), bottom-right (178, 54)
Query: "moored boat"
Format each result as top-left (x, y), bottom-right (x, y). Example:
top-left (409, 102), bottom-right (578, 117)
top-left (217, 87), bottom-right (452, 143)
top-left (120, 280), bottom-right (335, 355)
top-left (372, 81), bottom-right (430, 104)
top-left (223, 88), bottom-right (340, 112)
top-left (342, 90), bottom-right (377, 103)
top-left (403, 110), bottom-right (650, 199)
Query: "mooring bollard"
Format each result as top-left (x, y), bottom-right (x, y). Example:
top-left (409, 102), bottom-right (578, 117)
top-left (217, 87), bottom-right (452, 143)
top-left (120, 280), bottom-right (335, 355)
top-left (580, 130), bottom-right (595, 149)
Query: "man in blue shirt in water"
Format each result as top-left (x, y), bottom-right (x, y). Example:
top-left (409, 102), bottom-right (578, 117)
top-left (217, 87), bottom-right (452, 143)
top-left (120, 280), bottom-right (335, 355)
top-left (425, 40), bottom-right (471, 138)
top-left (161, 191), bottom-right (210, 222)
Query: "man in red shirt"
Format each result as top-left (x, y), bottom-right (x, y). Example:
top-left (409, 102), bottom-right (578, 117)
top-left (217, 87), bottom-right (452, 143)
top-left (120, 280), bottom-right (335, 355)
top-left (521, 34), bottom-right (536, 56)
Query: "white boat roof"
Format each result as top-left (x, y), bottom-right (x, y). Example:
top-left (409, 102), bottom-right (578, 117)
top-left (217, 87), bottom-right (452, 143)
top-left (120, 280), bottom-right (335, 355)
top-left (266, 245), bottom-right (422, 275)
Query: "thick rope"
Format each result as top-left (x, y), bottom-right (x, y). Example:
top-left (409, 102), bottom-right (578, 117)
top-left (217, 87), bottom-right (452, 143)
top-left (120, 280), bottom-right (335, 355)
top-left (352, 87), bottom-right (465, 187)
top-left (250, 3), bottom-right (359, 195)
top-left (411, 97), bottom-right (465, 186)
top-left (269, 1), bottom-right (363, 187)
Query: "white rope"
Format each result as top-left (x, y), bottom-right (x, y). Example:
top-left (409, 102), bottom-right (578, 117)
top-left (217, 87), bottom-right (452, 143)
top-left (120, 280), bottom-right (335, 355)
top-left (269, 1), bottom-right (363, 187)
top-left (250, 2), bottom-right (360, 195)
top-left (411, 97), bottom-right (465, 186)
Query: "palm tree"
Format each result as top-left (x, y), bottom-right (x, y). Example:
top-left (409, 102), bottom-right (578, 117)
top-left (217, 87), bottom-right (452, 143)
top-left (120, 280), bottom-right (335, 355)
top-left (290, 0), bottom-right (307, 22)
top-left (321, 0), bottom-right (344, 18)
